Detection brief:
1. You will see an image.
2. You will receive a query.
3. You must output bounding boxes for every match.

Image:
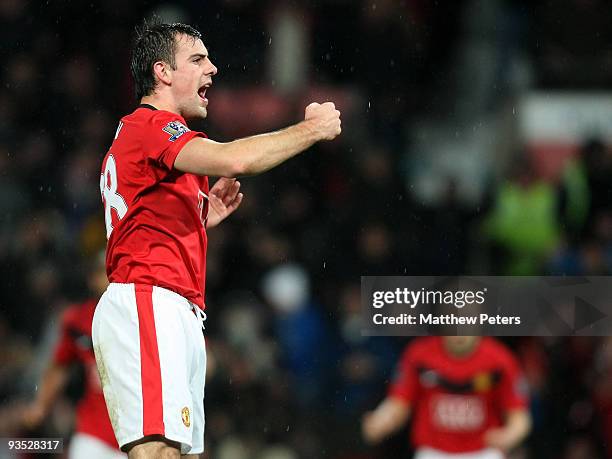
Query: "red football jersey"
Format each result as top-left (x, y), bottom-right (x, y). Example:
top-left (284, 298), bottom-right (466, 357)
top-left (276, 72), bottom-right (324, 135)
top-left (100, 105), bottom-right (209, 308)
top-left (53, 300), bottom-right (118, 448)
top-left (389, 337), bottom-right (528, 453)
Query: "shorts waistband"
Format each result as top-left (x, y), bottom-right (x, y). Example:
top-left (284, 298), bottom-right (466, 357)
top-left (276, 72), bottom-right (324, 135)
top-left (109, 282), bottom-right (185, 302)
top-left (107, 283), bottom-right (207, 330)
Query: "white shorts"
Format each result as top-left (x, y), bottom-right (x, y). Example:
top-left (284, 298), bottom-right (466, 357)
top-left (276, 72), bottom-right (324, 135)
top-left (414, 448), bottom-right (503, 459)
top-left (92, 283), bottom-right (207, 455)
top-left (69, 433), bottom-right (126, 459)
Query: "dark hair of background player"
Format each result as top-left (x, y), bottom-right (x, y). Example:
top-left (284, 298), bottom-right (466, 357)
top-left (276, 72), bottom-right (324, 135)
top-left (130, 19), bottom-right (202, 100)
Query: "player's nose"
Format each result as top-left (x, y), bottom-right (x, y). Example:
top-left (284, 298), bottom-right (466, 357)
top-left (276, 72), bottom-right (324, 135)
top-left (207, 61), bottom-right (218, 76)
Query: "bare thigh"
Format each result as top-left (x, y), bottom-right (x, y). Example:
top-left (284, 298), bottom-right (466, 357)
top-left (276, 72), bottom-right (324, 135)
top-left (125, 437), bottom-right (181, 459)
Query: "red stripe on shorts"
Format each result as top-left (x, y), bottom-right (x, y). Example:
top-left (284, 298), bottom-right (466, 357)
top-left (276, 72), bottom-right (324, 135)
top-left (135, 284), bottom-right (165, 436)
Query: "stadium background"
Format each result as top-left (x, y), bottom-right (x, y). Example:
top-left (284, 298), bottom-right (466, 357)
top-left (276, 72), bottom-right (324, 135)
top-left (1, 0), bottom-right (612, 457)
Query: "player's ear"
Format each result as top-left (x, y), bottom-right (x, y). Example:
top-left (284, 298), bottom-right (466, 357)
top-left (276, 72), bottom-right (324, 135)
top-left (152, 61), bottom-right (172, 87)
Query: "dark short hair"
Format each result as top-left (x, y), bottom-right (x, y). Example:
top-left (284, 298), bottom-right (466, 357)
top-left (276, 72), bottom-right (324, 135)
top-left (131, 19), bottom-right (202, 100)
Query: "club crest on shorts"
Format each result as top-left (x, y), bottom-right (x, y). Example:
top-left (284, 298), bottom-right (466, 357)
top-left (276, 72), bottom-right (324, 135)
top-left (162, 120), bottom-right (190, 141)
top-left (181, 407), bottom-right (191, 427)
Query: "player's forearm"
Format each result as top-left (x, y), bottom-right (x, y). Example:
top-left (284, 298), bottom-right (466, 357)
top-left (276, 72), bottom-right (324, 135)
top-left (220, 120), bottom-right (320, 176)
top-left (503, 410), bottom-right (532, 448)
top-left (363, 398), bottom-right (411, 444)
top-left (175, 102), bottom-right (340, 177)
top-left (378, 399), bottom-right (411, 434)
top-left (34, 364), bottom-right (68, 412)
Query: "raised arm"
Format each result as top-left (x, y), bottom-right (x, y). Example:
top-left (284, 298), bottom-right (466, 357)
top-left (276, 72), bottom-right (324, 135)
top-left (174, 102), bottom-right (341, 177)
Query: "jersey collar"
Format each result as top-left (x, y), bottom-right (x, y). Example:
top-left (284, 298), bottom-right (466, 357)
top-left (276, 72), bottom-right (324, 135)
top-left (137, 103), bottom-right (158, 111)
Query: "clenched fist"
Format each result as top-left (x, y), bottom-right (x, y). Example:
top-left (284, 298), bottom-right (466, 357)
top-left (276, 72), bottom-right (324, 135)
top-left (304, 102), bottom-right (342, 141)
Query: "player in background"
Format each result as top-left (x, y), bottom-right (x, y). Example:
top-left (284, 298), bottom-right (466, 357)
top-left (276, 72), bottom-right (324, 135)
top-left (362, 337), bottom-right (532, 459)
top-left (93, 21), bottom-right (341, 459)
top-left (22, 252), bottom-right (124, 458)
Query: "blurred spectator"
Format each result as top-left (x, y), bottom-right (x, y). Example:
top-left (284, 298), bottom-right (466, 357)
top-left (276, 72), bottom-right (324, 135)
top-left (333, 283), bottom-right (398, 417)
top-left (262, 264), bottom-right (334, 407)
top-left (483, 156), bottom-right (561, 274)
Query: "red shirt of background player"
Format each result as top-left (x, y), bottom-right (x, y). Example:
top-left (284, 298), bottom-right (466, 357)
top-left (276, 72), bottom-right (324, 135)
top-left (53, 300), bottom-right (118, 448)
top-left (389, 337), bottom-right (528, 453)
top-left (100, 105), bottom-right (209, 309)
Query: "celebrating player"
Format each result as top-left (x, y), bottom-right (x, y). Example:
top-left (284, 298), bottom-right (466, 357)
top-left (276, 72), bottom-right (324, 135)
top-left (23, 252), bottom-right (124, 458)
top-left (362, 336), bottom-right (532, 459)
top-left (92, 21), bottom-right (341, 459)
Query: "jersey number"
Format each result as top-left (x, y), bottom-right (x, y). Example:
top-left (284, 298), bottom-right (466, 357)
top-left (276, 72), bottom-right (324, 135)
top-left (100, 154), bottom-right (128, 238)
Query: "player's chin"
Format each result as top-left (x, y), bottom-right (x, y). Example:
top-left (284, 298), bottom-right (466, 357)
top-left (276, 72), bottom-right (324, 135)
top-left (197, 100), bottom-right (209, 117)
top-left (186, 105), bottom-right (208, 120)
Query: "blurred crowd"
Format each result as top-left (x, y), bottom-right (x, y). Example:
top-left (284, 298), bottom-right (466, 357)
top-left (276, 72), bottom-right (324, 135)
top-left (1, 0), bottom-right (612, 458)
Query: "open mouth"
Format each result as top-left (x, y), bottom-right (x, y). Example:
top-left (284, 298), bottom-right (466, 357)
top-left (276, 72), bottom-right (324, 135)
top-left (198, 84), bottom-right (210, 104)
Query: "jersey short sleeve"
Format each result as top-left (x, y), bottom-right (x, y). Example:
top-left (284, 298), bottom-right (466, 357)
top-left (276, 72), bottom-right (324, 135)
top-left (142, 111), bottom-right (207, 170)
top-left (497, 347), bottom-right (529, 411)
top-left (52, 310), bottom-right (78, 366)
top-left (388, 344), bottom-right (419, 404)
